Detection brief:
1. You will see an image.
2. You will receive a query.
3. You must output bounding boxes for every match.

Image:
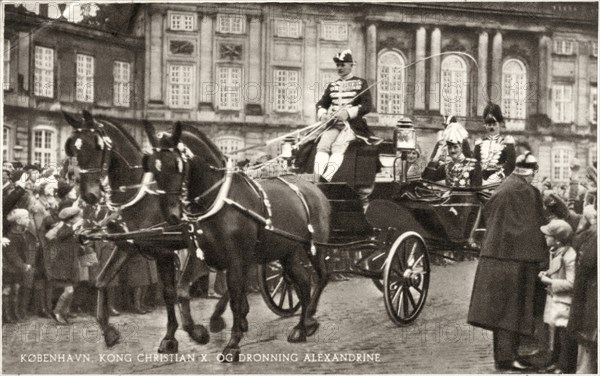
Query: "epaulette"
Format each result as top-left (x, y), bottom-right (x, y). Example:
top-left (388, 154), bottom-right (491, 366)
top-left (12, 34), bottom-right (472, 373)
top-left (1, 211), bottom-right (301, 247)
top-left (504, 135), bottom-right (515, 144)
top-left (475, 138), bottom-right (482, 146)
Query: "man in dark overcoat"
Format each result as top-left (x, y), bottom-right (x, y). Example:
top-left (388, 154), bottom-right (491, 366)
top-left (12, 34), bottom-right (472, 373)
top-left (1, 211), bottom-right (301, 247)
top-left (467, 153), bottom-right (547, 371)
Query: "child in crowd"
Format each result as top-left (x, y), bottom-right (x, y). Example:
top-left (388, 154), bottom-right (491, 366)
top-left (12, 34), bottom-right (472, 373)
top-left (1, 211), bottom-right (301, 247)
top-left (538, 219), bottom-right (577, 373)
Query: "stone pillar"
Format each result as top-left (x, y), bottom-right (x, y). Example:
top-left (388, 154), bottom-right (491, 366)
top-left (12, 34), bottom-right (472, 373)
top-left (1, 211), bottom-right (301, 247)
top-left (415, 26), bottom-right (427, 110)
top-left (247, 15), bottom-right (262, 106)
top-left (148, 10), bottom-right (164, 104)
top-left (491, 30), bottom-right (503, 105)
top-left (477, 30), bottom-right (489, 115)
top-left (366, 23), bottom-right (378, 111)
top-left (429, 27), bottom-right (441, 112)
top-left (537, 35), bottom-right (551, 115)
top-left (199, 13), bottom-right (214, 106)
top-left (18, 32), bottom-right (29, 92)
top-left (577, 41), bottom-right (589, 125)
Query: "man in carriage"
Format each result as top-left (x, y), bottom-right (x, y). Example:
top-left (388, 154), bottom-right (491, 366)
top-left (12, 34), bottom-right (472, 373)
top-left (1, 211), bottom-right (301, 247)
top-left (422, 124), bottom-right (482, 188)
top-left (313, 50), bottom-right (374, 181)
top-left (474, 102), bottom-right (516, 185)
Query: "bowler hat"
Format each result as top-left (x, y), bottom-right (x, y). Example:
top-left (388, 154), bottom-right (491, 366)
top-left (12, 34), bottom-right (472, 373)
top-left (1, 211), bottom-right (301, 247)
top-left (59, 206), bottom-right (81, 221)
top-left (540, 219), bottom-right (573, 242)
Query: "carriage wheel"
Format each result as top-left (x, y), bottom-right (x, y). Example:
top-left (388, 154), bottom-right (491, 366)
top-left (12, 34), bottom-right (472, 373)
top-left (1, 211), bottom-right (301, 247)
top-left (383, 232), bottom-right (430, 325)
top-left (371, 278), bottom-right (384, 292)
top-left (258, 261), bottom-right (307, 317)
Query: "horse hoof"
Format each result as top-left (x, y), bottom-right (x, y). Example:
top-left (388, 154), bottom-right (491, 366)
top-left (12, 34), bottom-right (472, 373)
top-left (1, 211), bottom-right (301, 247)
top-left (306, 321), bottom-right (320, 337)
top-left (158, 339), bottom-right (179, 354)
top-left (241, 318), bottom-right (248, 333)
top-left (287, 327), bottom-right (307, 343)
top-left (104, 325), bottom-right (121, 348)
top-left (219, 346), bottom-right (240, 363)
top-left (210, 317), bottom-right (226, 333)
top-left (185, 325), bottom-right (210, 345)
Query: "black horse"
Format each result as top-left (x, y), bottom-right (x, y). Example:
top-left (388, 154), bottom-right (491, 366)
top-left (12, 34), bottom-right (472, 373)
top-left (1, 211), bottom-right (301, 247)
top-left (142, 121), bottom-right (331, 361)
top-left (63, 110), bottom-right (229, 353)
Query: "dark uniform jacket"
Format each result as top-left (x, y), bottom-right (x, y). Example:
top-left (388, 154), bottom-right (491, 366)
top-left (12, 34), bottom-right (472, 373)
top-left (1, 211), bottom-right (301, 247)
top-left (316, 75), bottom-right (372, 138)
top-left (474, 135), bottom-right (516, 180)
top-left (3, 227), bottom-right (34, 284)
top-left (468, 174), bottom-right (547, 335)
top-left (422, 158), bottom-right (482, 188)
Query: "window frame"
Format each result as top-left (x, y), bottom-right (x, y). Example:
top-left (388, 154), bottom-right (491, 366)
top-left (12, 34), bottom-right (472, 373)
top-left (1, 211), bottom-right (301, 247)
top-left (553, 39), bottom-right (575, 55)
top-left (501, 58), bottom-right (528, 120)
top-left (273, 68), bottom-right (300, 113)
top-left (32, 126), bottom-right (56, 168)
top-left (216, 65), bottom-right (242, 110)
top-left (76, 53), bottom-right (95, 103)
top-left (169, 12), bottom-right (196, 31)
top-left (167, 63), bottom-right (195, 109)
top-left (113, 60), bottom-right (131, 107)
top-left (377, 50), bottom-right (406, 115)
top-left (440, 54), bottom-right (468, 117)
top-left (215, 135), bottom-right (245, 162)
top-left (321, 21), bottom-right (348, 41)
top-left (3, 38), bottom-right (10, 91)
top-left (552, 84), bottom-right (574, 123)
top-left (34, 45), bottom-right (55, 98)
top-left (590, 85), bottom-right (597, 125)
top-left (217, 14), bottom-right (246, 34)
top-left (3, 126), bottom-right (11, 162)
top-left (274, 19), bottom-right (302, 38)
top-left (551, 147), bottom-right (574, 183)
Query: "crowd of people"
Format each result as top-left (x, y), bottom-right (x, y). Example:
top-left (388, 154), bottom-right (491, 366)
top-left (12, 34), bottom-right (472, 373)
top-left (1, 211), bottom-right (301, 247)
top-left (2, 162), bottom-right (162, 325)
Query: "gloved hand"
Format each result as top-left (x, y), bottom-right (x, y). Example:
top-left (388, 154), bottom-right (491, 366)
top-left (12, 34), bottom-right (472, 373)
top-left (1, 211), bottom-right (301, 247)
top-left (335, 109), bottom-right (349, 122)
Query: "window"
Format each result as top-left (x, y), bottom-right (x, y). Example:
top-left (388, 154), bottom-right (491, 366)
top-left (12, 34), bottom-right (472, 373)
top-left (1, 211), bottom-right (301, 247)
top-left (168, 65), bottom-right (194, 109)
top-left (169, 13), bottom-right (195, 31)
top-left (274, 19), bottom-right (302, 38)
top-left (590, 86), bottom-right (597, 124)
top-left (502, 59), bottom-right (527, 119)
top-left (33, 127), bottom-right (56, 168)
top-left (215, 136), bottom-right (245, 162)
top-left (322, 22), bottom-right (348, 41)
top-left (34, 46), bottom-right (54, 97)
top-left (553, 39), bottom-right (574, 55)
top-left (113, 61), bottom-right (131, 107)
top-left (217, 66), bottom-right (241, 110)
top-left (3, 127), bottom-right (10, 162)
top-left (377, 51), bottom-right (405, 114)
top-left (552, 147), bottom-right (573, 182)
top-left (440, 55), bottom-right (468, 117)
top-left (76, 54), bottom-right (94, 102)
top-left (273, 69), bottom-right (300, 112)
top-left (3, 39), bottom-right (10, 90)
top-left (217, 14), bottom-right (245, 34)
top-left (592, 41), bottom-right (598, 57)
top-left (552, 84), bottom-right (574, 123)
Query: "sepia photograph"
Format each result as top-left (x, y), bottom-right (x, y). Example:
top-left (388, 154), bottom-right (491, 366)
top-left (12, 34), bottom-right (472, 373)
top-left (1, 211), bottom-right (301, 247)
top-left (1, 0), bottom-right (597, 374)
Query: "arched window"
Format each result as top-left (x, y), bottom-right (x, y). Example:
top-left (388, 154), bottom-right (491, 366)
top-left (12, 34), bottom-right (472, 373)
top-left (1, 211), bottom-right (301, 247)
top-left (215, 135), bottom-right (245, 162)
top-left (502, 59), bottom-right (527, 126)
top-left (440, 55), bottom-right (468, 116)
top-left (377, 51), bottom-right (405, 114)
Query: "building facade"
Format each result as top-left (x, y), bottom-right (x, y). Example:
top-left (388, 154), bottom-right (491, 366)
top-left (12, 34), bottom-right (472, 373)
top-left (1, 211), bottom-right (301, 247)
top-left (3, 2), bottom-right (598, 185)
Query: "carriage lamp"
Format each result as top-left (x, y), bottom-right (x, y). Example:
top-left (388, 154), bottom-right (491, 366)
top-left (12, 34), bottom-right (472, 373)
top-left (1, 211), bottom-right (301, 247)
top-left (393, 117), bottom-right (417, 183)
top-left (281, 136), bottom-right (295, 159)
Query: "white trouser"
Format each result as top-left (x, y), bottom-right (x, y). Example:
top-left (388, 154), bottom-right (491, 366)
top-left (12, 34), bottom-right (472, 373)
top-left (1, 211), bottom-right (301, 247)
top-left (314, 122), bottom-right (355, 181)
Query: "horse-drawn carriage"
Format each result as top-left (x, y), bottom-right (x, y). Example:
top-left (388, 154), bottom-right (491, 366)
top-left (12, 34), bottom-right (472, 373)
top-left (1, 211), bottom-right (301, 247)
top-left (66, 111), bottom-right (492, 360)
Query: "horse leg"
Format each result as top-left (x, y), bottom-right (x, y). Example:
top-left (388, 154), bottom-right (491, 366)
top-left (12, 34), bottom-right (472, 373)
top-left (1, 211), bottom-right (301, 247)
top-left (283, 252), bottom-right (316, 343)
top-left (154, 254), bottom-right (185, 354)
top-left (306, 248), bottom-right (329, 319)
top-left (210, 290), bottom-right (229, 333)
top-left (220, 261), bottom-right (248, 363)
top-left (177, 255), bottom-right (210, 344)
top-left (95, 247), bottom-right (131, 348)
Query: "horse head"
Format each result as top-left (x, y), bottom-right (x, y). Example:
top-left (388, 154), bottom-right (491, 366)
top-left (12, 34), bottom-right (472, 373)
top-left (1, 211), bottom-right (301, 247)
top-left (143, 121), bottom-right (187, 225)
top-left (64, 110), bottom-right (109, 204)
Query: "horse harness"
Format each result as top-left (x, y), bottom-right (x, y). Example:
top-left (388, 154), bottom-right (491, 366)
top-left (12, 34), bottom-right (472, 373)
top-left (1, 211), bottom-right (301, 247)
top-left (157, 147), bottom-right (319, 259)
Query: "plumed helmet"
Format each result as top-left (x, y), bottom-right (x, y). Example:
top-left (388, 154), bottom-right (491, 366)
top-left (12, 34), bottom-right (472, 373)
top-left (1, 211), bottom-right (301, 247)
top-left (6, 208), bottom-right (29, 223)
top-left (514, 152), bottom-right (539, 175)
top-left (483, 102), bottom-right (504, 124)
top-left (443, 122), bottom-right (469, 145)
top-left (333, 49), bottom-right (354, 64)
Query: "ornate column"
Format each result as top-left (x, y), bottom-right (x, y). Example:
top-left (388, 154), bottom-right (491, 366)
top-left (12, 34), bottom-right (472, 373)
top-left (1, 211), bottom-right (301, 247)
top-left (366, 22), bottom-right (378, 111)
top-left (247, 15), bottom-right (262, 108)
top-left (429, 27), bottom-right (441, 112)
top-left (577, 41), bottom-right (589, 125)
top-left (148, 9), bottom-right (165, 104)
top-left (537, 35), bottom-right (551, 116)
top-left (199, 12), bottom-right (215, 106)
top-left (491, 30), bottom-right (503, 105)
top-left (415, 26), bottom-right (427, 110)
top-left (477, 30), bottom-right (489, 115)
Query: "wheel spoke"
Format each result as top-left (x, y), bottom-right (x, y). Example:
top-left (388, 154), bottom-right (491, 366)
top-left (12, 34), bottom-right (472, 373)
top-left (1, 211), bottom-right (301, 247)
top-left (271, 277), bottom-right (284, 298)
top-left (396, 286), bottom-right (405, 318)
top-left (413, 285), bottom-right (423, 294)
top-left (402, 289), bottom-right (409, 317)
top-left (266, 273), bottom-right (281, 282)
top-left (406, 288), bottom-right (417, 309)
top-left (410, 253), bottom-right (424, 269)
top-left (287, 285), bottom-right (294, 309)
top-left (391, 283), bottom-right (401, 306)
top-left (407, 242), bottom-right (418, 266)
top-left (278, 283), bottom-right (288, 308)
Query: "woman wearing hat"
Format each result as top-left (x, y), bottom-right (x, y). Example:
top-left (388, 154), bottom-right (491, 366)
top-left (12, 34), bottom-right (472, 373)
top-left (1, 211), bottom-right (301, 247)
top-left (3, 208), bottom-right (35, 323)
top-left (45, 206), bottom-right (84, 325)
top-left (468, 153), bottom-right (547, 371)
top-left (422, 125), bottom-right (482, 188)
top-left (474, 103), bottom-right (516, 184)
top-left (313, 49), bottom-right (373, 181)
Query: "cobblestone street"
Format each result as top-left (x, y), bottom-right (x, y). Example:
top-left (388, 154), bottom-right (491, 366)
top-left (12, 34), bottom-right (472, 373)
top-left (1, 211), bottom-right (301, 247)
top-left (3, 260), bottom-right (502, 374)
